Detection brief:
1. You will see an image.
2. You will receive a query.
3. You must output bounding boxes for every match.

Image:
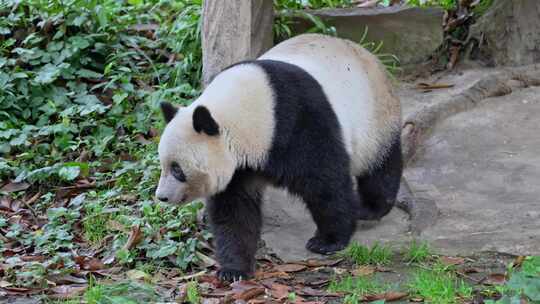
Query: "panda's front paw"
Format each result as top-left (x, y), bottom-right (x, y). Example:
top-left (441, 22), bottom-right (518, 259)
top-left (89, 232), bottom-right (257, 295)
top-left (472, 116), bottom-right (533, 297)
top-left (306, 236), bottom-right (347, 254)
top-left (217, 268), bottom-right (250, 282)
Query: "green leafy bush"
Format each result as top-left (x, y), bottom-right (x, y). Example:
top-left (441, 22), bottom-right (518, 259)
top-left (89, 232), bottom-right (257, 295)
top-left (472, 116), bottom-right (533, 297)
top-left (486, 256), bottom-right (540, 303)
top-left (0, 0), bottom-right (206, 286)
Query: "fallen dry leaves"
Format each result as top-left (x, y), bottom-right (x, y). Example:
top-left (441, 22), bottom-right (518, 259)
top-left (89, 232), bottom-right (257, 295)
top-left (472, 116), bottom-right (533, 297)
top-left (363, 291), bottom-right (409, 302)
top-left (351, 265), bottom-right (376, 276)
top-left (273, 263), bottom-right (308, 273)
top-left (74, 256), bottom-right (105, 271)
top-left (267, 282), bottom-right (290, 300)
top-left (416, 82), bottom-right (455, 92)
top-left (122, 225), bottom-right (143, 251)
top-left (255, 270), bottom-right (291, 280)
top-left (512, 255), bottom-right (526, 268)
top-left (301, 258), bottom-right (343, 267)
top-left (483, 273), bottom-right (507, 285)
top-left (440, 256), bottom-right (466, 266)
top-left (0, 182), bottom-right (30, 193)
top-left (48, 285), bottom-right (88, 300)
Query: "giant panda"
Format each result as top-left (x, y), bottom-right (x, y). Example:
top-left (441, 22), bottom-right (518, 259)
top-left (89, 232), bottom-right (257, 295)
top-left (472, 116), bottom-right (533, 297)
top-left (155, 33), bottom-right (402, 282)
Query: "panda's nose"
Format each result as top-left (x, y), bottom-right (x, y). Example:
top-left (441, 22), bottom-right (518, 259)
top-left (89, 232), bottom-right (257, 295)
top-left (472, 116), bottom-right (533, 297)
top-left (157, 196), bottom-right (168, 202)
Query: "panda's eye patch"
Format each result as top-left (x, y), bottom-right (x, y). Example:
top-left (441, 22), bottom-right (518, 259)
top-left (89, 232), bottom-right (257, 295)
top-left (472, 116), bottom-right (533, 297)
top-left (170, 162), bottom-right (186, 182)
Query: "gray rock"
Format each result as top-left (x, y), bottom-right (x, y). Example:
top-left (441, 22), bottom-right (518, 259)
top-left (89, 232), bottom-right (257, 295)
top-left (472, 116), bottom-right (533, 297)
top-left (406, 85), bottom-right (540, 256)
top-left (201, 0), bottom-right (273, 87)
top-left (470, 0), bottom-right (540, 66)
top-left (285, 6), bottom-right (444, 65)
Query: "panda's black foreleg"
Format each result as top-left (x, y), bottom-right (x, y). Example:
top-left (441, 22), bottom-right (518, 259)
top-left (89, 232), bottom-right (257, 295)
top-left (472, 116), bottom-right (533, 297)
top-left (298, 179), bottom-right (357, 255)
top-left (206, 171), bottom-right (263, 282)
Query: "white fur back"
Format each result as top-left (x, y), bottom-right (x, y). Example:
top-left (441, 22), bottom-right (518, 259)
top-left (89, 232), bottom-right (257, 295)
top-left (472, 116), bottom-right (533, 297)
top-left (259, 34), bottom-right (401, 174)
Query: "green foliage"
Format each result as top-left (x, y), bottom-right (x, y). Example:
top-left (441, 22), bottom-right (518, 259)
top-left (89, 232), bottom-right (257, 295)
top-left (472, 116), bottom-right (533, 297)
top-left (82, 200), bottom-right (117, 245)
top-left (84, 280), bottom-right (158, 304)
top-left (1, 0), bottom-right (202, 184)
top-left (341, 241), bottom-right (393, 265)
top-left (408, 265), bottom-right (473, 304)
top-left (405, 0), bottom-right (457, 9)
top-left (403, 239), bottom-right (432, 264)
top-left (0, 0), bottom-right (208, 288)
top-left (274, 0), bottom-right (353, 10)
top-left (273, 3), bottom-right (337, 42)
top-left (186, 281), bottom-right (201, 304)
top-left (329, 274), bottom-right (390, 303)
top-left (486, 256), bottom-right (540, 303)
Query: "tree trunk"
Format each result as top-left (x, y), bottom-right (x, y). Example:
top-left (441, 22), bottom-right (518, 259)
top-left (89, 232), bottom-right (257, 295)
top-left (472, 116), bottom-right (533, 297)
top-left (469, 0), bottom-right (540, 66)
top-left (201, 0), bottom-right (273, 87)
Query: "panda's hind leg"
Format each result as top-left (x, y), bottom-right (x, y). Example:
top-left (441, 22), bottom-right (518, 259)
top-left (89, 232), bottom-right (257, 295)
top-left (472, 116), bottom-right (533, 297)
top-left (207, 170), bottom-right (265, 282)
top-left (355, 136), bottom-right (403, 220)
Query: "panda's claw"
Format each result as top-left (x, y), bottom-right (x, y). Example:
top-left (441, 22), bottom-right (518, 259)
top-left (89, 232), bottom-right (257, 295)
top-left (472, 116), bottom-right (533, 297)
top-left (306, 236), bottom-right (347, 254)
top-left (217, 268), bottom-right (250, 282)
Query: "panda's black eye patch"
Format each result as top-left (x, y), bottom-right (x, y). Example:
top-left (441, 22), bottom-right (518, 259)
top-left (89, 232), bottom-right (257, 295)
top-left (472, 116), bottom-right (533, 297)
top-left (171, 162), bottom-right (186, 182)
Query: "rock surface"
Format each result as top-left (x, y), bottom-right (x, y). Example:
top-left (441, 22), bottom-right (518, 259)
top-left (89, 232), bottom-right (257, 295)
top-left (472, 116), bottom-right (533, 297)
top-left (261, 65), bottom-right (540, 261)
top-left (407, 85), bottom-right (540, 256)
top-left (470, 0), bottom-right (540, 66)
top-left (286, 6), bottom-right (444, 65)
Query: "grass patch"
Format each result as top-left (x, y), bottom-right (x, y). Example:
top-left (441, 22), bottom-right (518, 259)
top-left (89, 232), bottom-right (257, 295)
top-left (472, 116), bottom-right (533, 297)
top-left (83, 280), bottom-right (158, 304)
top-left (341, 241), bottom-right (393, 265)
top-left (328, 274), bottom-right (387, 296)
top-left (409, 266), bottom-right (472, 304)
top-left (403, 239), bottom-right (433, 264)
top-left (82, 202), bottom-right (115, 246)
top-left (44, 300), bottom-right (80, 304)
top-left (186, 280), bottom-right (201, 304)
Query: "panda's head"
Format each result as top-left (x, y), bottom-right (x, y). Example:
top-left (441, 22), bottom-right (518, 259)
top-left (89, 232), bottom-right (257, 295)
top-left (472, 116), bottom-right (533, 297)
top-left (155, 102), bottom-right (236, 204)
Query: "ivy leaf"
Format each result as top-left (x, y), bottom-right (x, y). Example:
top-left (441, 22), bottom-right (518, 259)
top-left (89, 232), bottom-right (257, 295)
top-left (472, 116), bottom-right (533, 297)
top-left (147, 241), bottom-right (177, 258)
top-left (58, 166), bottom-right (80, 181)
top-left (68, 36), bottom-right (90, 50)
top-left (71, 14), bottom-right (88, 27)
top-left (47, 41), bottom-right (64, 52)
top-left (12, 72), bottom-right (28, 79)
top-left (64, 161), bottom-right (89, 177)
top-left (76, 69), bottom-right (103, 79)
top-left (0, 26), bottom-right (10, 35)
top-left (34, 64), bottom-right (61, 84)
top-left (0, 129), bottom-right (17, 139)
top-left (75, 94), bottom-right (100, 105)
top-left (9, 133), bottom-right (28, 146)
top-left (112, 92), bottom-right (128, 104)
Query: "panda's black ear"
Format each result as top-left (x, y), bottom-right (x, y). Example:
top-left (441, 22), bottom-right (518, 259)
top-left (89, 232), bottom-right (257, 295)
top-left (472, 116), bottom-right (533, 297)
top-left (160, 102), bottom-right (178, 123)
top-left (193, 105), bottom-right (219, 136)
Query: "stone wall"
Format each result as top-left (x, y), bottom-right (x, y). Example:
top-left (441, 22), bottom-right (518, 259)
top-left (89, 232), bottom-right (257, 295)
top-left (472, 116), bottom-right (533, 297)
top-left (284, 6), bottom-right (444, 66)
top-left (469, 0), bottom-right (540, 66)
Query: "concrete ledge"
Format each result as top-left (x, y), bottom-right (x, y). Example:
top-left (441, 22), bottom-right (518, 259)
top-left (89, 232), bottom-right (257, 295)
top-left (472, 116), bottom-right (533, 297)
top-left (282, 6), bottom-right (444, 65)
